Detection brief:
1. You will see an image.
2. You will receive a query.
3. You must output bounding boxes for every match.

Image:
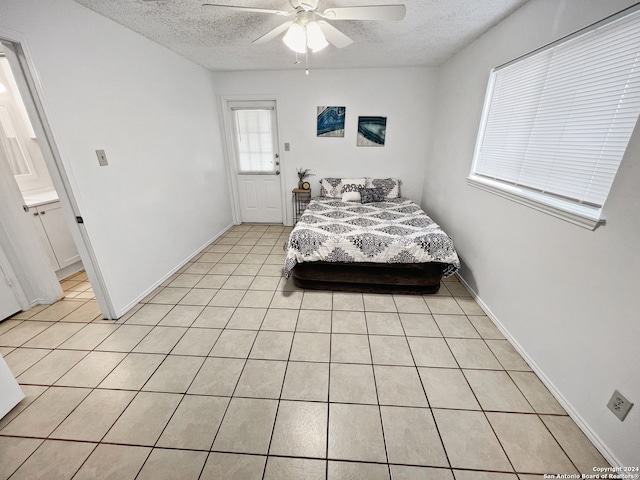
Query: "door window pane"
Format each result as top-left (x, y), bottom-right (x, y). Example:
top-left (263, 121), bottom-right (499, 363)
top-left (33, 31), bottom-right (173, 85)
top-left (234, 109), bottom-right (275, 173)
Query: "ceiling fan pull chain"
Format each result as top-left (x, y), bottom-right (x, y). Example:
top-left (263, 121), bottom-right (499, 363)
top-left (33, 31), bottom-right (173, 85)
top-left (305, 48), bottom-right (309, 75)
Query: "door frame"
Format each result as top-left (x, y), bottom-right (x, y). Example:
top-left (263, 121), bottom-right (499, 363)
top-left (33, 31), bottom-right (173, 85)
top-left (219, 95), bottom-right (286, 225)
top-left (0, 31), bottom-right (117, 319)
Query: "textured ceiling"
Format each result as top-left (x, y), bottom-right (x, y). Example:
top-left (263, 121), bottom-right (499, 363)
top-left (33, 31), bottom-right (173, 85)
top-left (72, 0), bottom-right (529, 71)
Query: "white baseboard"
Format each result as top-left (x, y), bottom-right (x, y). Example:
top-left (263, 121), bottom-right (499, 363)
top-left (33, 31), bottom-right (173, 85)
top-left (55, 260), bottom-right (84, 281)
top-left (455, 273), bottom-right (621, 468)
top-left (26, 296), bottom-right (59, 308)
top-left (115, 223), bottom-right (234, 318)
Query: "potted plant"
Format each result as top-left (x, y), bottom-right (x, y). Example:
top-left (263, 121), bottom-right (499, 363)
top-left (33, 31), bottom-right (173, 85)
top-left (296, 168), bottom-right (314, 189)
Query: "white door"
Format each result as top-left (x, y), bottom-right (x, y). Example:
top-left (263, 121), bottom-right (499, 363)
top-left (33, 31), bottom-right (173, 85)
top-left (228, 101), bottom-right (283, 223)
top-left (0, 263), bottom-right (21, 321)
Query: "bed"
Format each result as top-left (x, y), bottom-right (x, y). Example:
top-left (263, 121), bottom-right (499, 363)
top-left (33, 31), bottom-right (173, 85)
top-left (284, 177), bottom-right (460, 294)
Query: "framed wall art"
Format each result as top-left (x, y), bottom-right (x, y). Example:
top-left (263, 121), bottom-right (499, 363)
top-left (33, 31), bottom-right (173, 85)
top-left (317, 106), bottom-right (346, 137)
top-left (357, 116), bottom-right (387, 146)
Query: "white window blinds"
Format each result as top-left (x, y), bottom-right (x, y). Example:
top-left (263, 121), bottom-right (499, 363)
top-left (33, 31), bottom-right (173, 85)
top-left (470, 8), bottom-right (640, 226)
top-left (233, 108), bottom-right (275, 173)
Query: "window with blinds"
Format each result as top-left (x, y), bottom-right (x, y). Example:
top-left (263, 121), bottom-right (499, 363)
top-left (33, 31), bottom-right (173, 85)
top-left (468, 7), bottom-right (640, 229)
top-left (233, 108), bottom-right (276, 174)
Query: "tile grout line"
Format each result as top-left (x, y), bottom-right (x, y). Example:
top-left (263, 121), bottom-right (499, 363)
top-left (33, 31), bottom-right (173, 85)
top-left (398, 309), bottom-right (454, 473)
top-left (325, 292), bottom-right (333, 480)
top-left (46, 296), bottom-right (204, 478)
top-left (362, 309), bottom-right (392, 477)
top-left (200, 243), bottom-right (270, 458)
top-left (259, 298), bottom-right (302, 480)
top-left (455, 345), bottom-right (519, 474)
top-left (435, 311), bottom-right (520, 473)
top-left (137, 305), bottom-right (229, 467)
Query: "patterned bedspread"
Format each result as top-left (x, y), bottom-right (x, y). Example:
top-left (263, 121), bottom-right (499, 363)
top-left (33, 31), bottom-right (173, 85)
top-left (284, 197), bottom-right (460, 279)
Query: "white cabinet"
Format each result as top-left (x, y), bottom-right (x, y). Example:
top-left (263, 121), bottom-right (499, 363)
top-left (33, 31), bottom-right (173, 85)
top-left (30, 201), bottom-right (80, 270)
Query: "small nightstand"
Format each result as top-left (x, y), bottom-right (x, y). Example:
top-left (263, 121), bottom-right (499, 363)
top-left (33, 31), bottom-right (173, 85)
top-left (292, 188), bottom-right (311, 225)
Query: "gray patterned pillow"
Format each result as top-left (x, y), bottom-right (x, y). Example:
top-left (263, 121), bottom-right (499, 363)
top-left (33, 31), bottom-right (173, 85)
top-left (360, 187), bottom-right (386, 203)
top-left (319, 178), bottom-right (342, 197)
top-left (365, 177), bottom-right (401, 198)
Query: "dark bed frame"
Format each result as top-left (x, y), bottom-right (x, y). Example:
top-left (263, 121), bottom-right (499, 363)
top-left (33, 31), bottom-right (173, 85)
top-left (291, 261), bottom-right (448, 294)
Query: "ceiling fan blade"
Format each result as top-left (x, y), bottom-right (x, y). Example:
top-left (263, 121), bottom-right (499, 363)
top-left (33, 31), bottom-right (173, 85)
top-left (317, 21), bottom-right (353, 49)
top-left (322, 5), bottom-right (406, 21)
top-left (202, 4), bottom-right (291, 16)
top-left (252, 21), bottom-right (294, 44)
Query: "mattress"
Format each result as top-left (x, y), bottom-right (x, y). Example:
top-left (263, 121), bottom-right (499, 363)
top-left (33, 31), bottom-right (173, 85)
top-left (284, 197), bottom-right (460, 279)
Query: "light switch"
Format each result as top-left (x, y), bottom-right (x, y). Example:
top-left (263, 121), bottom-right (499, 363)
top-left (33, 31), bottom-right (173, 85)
top-left (95, 149), bottom-right (108, 166)
top-left (284, 143), bottom-right (290, 151)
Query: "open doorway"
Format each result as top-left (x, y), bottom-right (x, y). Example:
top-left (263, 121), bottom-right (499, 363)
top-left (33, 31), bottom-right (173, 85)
top-left (0, 53), bottom-right (84, 278)
top-left (0, 37), bottom-right (112, 320)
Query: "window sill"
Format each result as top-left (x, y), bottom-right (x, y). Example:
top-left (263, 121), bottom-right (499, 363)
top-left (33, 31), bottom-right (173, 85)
top-left (467, 175), bottom-right (605, 230)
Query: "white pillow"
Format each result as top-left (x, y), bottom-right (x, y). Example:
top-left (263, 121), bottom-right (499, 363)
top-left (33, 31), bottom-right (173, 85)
top-left (341, 178), bottom-right (366, 202)
top-left (320, 178), bottom-right (343, 198)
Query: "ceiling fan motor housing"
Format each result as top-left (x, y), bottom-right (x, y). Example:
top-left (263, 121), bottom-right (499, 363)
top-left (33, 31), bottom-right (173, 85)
top-left (295, 0), bottom-right (319, 11)
top-left (296, 11), bottom-right (317, 26)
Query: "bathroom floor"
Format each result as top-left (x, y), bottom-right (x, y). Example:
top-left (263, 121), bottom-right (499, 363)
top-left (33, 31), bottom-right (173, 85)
top-left (59, 271), bottom-right (95, 301)
top-left (0, 224), bottom-right (610, 479)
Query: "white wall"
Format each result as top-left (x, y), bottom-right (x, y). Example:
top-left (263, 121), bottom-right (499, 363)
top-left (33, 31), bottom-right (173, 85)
top-left (0, 0), bottom-right (232, 316)
top-left (213, 68), bottom-right (436, 223)
top-left (424, 0), bottom-right (640, 466)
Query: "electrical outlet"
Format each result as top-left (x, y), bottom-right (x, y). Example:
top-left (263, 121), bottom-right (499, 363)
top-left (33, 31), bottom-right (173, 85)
top-left (284, 142), bottom-right (290, 151)
top-left (95, 149), bottom-right (108, 166)
top-left (607, 389), bottom-right (634, 421)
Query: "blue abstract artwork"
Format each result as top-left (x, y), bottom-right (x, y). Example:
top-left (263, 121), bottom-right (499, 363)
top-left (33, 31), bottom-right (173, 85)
top-left (317, 106), bottom-right (346, 137)
top-left (357, 116), bottom-right (387, 147)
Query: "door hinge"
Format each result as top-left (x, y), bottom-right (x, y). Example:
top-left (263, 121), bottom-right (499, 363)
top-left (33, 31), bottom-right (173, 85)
top-left (76, 216), bottom-right (84, 224)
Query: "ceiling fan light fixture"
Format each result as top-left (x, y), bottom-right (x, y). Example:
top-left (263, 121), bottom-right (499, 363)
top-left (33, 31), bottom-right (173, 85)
top-left (283, 22), bottom-right (307, 53)
top-left (306, 21), bottom-right (328, 52)
top-left (205, 1), bottom-right (406, 57)
top-left (283, 20), bottom-right (328, 54)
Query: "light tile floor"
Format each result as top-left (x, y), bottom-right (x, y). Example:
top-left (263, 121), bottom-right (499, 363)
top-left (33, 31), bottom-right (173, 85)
top-left (0, 224), bottom-right (610, 479)
top-left (59, 271), bottom-right (96, 301)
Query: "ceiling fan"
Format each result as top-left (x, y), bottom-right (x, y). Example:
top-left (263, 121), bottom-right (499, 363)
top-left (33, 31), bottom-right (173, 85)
top-left (202, 0), bottom-right (406, 53)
